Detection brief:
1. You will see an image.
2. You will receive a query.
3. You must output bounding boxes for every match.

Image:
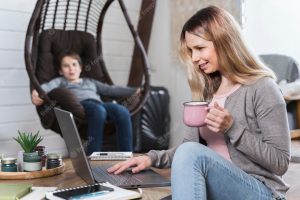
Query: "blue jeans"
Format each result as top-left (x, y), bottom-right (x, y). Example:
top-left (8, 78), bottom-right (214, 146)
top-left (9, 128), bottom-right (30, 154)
top-left (80, 99), bottom-right (133, 155)
top-left (171, 142), bottom-right (274, 200)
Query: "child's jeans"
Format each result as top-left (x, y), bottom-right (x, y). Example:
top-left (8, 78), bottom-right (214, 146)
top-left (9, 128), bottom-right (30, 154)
top-left (171, 142), bottom-right (275, 200)
top-left (80, 99), bottom-right (133, 155)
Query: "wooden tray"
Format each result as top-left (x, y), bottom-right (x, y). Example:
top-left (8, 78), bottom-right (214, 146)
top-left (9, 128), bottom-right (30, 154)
top-left (0, 164), bottom-right (65, 180)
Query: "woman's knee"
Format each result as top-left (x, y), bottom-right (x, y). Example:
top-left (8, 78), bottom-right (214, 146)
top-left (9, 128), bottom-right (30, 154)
top-left (174, 142), bottom-right (211, 164)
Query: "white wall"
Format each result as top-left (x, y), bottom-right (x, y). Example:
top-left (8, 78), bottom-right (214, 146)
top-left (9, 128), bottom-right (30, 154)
top-left (148, 0), bottom-right (191, 147)
top-left (103, 0), bottom-right (142, 85)
top-left (243, 0), bottom-right (300, 63)
top-left (0, 0), bottom-right (68, 158)
top-left (0, 0), bottom-right (141, 158)
top-left (3, 0), bottom-right (296, 155)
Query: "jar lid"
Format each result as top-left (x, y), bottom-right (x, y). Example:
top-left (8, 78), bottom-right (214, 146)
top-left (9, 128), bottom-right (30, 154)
top-left (35, 146), bottom-right (45, 151)
top-left (2, 157), bottom-right (17, 164)
top-left (47, 153), bottom-right (59, 159)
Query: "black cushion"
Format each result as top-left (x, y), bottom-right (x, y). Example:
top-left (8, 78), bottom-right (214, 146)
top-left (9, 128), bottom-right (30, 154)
top-left (36, 29), bottom-right (106, 84)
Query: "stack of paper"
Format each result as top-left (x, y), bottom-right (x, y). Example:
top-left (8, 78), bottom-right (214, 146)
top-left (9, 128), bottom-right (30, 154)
top-left (95, 182), bottom-right (142, 200)
top-left (21, 187), bottom-right (57, 200)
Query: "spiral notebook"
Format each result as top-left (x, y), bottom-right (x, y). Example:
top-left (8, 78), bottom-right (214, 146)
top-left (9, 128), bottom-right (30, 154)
top-left (45, 182), bottom-right (141, 200)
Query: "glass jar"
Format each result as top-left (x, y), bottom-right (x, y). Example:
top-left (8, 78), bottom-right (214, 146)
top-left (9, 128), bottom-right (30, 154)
top-left (1, 157), bottom-right (18, 172)
top-left (47, 153), bottom-right (60, 169)
top-left (0, 153), bottom-right (4, 172)
top-left (35, 146), bottom-right (46, 167)
top-left (58, 154), bottom-right (63, 166)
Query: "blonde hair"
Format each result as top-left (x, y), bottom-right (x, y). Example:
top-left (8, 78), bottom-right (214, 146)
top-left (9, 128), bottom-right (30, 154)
top-left (180, 6), bottom-right (276, 101)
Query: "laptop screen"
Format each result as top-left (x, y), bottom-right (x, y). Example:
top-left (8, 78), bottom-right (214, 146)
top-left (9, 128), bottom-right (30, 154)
top-left (54, 107), bottom-right (96, 185)
top-left (54, 108), bottom-right (171, 189)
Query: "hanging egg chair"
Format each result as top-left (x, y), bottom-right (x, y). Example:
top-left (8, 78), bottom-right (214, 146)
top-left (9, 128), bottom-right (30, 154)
top-left (24, 0), bottom-right (150, 141)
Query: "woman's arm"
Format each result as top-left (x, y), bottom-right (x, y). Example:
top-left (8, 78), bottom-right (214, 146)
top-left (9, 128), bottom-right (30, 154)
top-left (226, 78), bottom-right (290, 176)
top-left (147, 126), bottom-right (200, 168)
top-left (108, 126), bottom-right (199, 174)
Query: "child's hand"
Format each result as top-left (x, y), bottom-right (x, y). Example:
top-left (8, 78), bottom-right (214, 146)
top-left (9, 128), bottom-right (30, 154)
top-left (31, 89), bottom-right (44, 106)
top-left (135, 87), bottom-right (142, 94)
top-left (135, 87), bottom-right (142, 96)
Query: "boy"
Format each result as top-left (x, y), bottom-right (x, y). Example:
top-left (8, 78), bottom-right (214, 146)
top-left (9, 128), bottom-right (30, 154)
top-left (32, 51), bottom-right (138, 155)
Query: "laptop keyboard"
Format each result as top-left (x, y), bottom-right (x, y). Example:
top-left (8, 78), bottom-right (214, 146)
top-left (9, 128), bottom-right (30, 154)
top-left (92, 165), bottom-right (143, 185)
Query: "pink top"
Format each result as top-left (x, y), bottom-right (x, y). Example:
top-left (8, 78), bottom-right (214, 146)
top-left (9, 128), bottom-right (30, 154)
top-left (199, 84), bottom-right (241, 161)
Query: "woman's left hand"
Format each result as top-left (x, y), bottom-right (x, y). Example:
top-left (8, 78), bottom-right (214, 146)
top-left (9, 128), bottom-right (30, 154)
top-left (205, 102), bottom-right (233, 133)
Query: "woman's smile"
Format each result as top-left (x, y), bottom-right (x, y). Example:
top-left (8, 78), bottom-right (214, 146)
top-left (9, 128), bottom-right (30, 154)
top-left (199, 61), bottom-right (209, 70)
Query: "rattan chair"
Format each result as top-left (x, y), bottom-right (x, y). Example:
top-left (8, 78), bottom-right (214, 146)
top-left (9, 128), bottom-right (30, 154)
top-left (24, 0), bottom-right (150, 142)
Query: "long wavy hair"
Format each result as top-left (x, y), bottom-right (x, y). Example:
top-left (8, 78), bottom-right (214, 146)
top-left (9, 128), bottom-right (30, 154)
top-left (179, 6), bottom-right (276, 101)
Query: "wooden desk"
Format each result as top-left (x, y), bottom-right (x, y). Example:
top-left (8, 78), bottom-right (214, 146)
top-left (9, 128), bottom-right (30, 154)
top-left (0, 159), bottom-right (171, 200)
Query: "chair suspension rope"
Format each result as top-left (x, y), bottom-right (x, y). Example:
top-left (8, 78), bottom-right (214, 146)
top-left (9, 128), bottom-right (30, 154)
top-left (85, 0), bottom-right (93, 32)
top-left (52, 0), bottom-right (59, 29)
top-left (41, 0), bottom-right (50, 31)
top-left (75, 0), bottom-right (82, 31)
top-left (63, 0), bottom-right (70, 30)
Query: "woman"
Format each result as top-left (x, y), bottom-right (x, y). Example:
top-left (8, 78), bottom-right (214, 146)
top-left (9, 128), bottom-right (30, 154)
top-left (108, 6), bottom-right (290, 200)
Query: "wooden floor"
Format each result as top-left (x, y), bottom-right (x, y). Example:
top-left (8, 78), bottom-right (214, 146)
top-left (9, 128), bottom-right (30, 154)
top-left (284, 139), bottom-right (300, 200)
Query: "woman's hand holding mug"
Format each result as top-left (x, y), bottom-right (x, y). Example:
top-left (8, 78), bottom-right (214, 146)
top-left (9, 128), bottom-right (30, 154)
top-left (183, 101), bottom-right (233, 133)
top-left (205, 102), bottom-right (233, 133)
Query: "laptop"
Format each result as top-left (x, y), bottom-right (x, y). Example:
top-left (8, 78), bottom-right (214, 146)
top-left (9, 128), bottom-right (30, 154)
top-left (54, 107), bottom-right (171, 189)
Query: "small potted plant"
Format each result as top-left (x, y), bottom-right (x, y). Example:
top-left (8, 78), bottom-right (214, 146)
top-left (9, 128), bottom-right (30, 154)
top-left (13, 130), bottom-right (43, 172)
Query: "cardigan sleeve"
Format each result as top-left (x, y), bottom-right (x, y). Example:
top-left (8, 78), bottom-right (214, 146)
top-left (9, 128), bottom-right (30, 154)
top-left (146, 126), bottom-right (199, 168)
top-left (225, 78), bottom-right (291, 176)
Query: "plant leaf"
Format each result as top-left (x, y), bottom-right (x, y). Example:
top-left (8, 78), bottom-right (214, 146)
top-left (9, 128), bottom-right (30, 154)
top-left (13, 130), bottom-right (43, 153)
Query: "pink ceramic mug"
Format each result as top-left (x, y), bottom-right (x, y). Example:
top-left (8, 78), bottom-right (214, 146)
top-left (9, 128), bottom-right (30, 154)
top-left (183, 101), bottom-right (209, 127)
